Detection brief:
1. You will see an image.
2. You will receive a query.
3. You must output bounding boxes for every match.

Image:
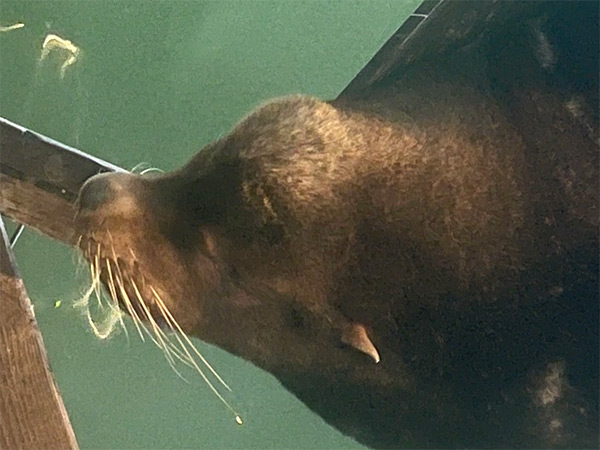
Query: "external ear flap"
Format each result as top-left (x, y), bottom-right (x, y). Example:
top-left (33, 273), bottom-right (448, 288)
top-left (342, 322), bottom-right (381, 364)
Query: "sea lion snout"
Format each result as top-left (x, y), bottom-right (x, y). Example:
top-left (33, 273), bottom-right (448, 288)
top-left (76, 172), bottom-right (148, 220)
top-left (74, 169), bottom-right (210, 339)
top-left (77, 172), bottom-right (118, 212)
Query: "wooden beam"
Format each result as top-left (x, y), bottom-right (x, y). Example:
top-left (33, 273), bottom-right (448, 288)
top-left (0, 117), bottom-right (120, 449)
top-left (0, 117), bottom-right (122, 245)
top-left (0, 216), bottom-right (79, 449)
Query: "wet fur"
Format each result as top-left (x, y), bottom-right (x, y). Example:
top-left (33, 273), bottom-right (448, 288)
top-left (76, 4), bottom-right (598, 448)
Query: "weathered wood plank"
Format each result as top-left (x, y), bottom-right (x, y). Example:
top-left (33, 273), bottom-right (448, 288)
top-left (0, 174), bottom-right (79, 245)
top-left (0, 216), bottom-right (79, 449)
top-left (0, 117), bottom-right (120, 449)
top-left (0, 117), bottom-right (122, 245)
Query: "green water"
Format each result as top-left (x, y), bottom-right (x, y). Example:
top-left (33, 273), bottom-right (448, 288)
top-left (0, 1), bottom-right (419, 448)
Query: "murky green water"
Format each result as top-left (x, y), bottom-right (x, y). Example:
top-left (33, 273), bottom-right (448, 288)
top-left (0, 1), bottom-right (419, 448)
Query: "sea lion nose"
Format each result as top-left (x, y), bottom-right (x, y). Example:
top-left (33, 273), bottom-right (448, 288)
top-left (77, 173), bottom-right (118, 212)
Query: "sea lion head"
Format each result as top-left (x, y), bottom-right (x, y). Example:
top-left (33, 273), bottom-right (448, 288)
top-left (73, 95), bottom-right (359, 362)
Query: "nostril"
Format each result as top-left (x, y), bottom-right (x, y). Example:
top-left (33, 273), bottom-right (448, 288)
top-left (78, 174), bottom-right (116, 211)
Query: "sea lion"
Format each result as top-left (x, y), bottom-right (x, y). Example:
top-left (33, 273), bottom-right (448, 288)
top-left (74, 5), bottom-right (598, 448)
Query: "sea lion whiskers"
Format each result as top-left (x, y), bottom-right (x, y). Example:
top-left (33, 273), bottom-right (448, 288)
top-left (104, 237), bottom-right (190, 368)
top-left (151, 286), bottom-right (243, 425)
top-left (92, 244), bottom-right (106, 310)
top-left (111, 258), bottom-right (153, 343)
top-left (87, 232), bottom-right (240, 407)
top-left (149, 286), bottom-right (232, 392)
top-left (102, 231), bottom-right (148, 341)
top-left (107, 249), bottom-right (186, 362)
top-left (73, 235), bottom-right (89, 277)
top-left (127, 276), bottom-right (192, 380)
top-left (107, 252), bottom-right (198, 382)
top-left (129, 162), bottom-right (164, 176)
top-left (107, 240), bottom-right (179, 349)
top-left (88, 241), bottom-right (128, 338)
top-left (73, 254), bottom-right (122, 339)
top-left (111, 266), bottom-right (218, 375)
top-left (102, 258), bottom-right (130, 339)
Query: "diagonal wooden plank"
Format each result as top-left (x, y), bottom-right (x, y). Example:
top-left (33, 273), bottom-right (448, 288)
top-left (0, 216), bottom-right (79, 449)
top-left (0, 117), bottom-right (122, 245)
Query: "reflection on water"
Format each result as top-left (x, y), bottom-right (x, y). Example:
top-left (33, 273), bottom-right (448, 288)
top-left (21, 28), bottom-right (87, 147)
top-left (40, 33), bottom-right (81, 78)
top-left (0, 21), bottom-right (24, 32)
